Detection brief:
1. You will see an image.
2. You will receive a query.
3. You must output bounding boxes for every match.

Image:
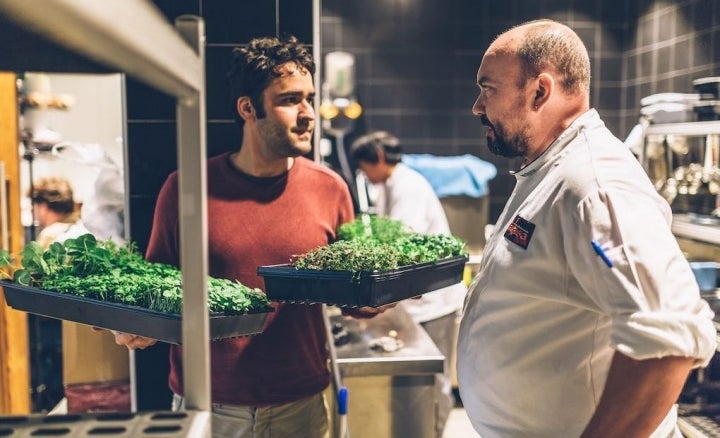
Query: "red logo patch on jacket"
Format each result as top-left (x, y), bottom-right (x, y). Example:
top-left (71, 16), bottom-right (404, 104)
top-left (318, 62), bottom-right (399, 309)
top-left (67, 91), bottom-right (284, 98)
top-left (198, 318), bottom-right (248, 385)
top-left (504, 215), bottom-right (535, 249)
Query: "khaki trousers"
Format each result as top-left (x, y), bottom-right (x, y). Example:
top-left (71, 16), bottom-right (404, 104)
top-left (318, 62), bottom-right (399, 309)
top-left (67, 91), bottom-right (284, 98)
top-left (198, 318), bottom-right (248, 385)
top-left (172, 392), bottom-right (329, 438)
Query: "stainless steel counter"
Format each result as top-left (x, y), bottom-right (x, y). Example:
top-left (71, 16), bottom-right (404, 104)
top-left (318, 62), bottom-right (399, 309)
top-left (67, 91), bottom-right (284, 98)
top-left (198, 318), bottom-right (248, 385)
top-left (673, 214), bottom-right (720, 246)
top-left (331, 305), bottom-right (444, 377)
top-left (329, 305), bottom-right (444, 438)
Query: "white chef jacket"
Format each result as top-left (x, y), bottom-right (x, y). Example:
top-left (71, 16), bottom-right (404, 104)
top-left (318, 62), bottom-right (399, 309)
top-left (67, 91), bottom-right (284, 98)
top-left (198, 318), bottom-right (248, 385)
top-left (457, 109), bottom-right (717, 438)
top-left (372, 163), bottom-right (466, 322)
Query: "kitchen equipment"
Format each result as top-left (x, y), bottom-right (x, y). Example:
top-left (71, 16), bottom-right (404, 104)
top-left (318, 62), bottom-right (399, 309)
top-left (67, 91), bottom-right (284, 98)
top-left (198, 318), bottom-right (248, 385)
top-left (640, 93), bottom-right (707, 124)
top-left (641, 127), bottom-right (720, 216)
top-left (689, 261), bottom-right (719, 292)
top-left (695, 100), bottom-right (720, 121)
top-left (694, 77), bottom-right (720, 99)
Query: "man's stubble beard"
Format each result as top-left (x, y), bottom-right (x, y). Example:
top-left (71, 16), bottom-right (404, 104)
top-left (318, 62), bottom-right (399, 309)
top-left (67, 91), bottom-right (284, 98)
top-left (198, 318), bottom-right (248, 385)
top-left (257, 117), bottom-right (312, 158)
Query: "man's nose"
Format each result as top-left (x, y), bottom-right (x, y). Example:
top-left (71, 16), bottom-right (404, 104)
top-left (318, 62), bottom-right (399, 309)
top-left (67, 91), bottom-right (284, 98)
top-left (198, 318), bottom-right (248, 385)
top-left (472, 97), bottom-right (484, 116)
top-left (300, 100), bottom-right (315, 120)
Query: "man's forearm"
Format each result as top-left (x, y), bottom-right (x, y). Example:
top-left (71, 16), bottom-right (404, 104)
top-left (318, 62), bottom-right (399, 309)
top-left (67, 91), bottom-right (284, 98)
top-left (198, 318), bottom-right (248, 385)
top-left (581, 351), bottom-right (694, 438)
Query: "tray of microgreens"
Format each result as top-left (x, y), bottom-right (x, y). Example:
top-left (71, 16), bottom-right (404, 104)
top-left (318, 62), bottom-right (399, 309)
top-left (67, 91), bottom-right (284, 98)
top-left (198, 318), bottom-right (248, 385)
top-left (258, 216), bottom-right (468, 307)
top-left (0, 234), bottom-right (272, 344)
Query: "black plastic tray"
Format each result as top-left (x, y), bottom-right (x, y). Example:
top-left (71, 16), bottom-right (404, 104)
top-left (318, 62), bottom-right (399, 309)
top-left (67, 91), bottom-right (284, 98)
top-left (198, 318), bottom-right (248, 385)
top-left (0, 281), bottom-right (270, 344)
top-left (258, 255), bottom-right (467, 308)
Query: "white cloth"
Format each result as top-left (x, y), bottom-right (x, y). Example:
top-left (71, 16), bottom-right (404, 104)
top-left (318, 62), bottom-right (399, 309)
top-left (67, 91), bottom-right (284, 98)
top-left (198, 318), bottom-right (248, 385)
top-left (374, 163), bottom-right (451, 235)
top-left (372, 163), bottom-right (466, 322)
top-left (36, 219), bottom-right (91, 249)
top-left (457, 109), bottom-right (717, 438)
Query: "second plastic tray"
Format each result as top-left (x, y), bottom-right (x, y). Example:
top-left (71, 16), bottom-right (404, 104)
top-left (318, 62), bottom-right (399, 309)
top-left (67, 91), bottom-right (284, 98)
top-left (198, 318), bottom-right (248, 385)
top-left (0, 281), bottom-right (271, 344)
top-left (258, 255), bottom-right (467, 308)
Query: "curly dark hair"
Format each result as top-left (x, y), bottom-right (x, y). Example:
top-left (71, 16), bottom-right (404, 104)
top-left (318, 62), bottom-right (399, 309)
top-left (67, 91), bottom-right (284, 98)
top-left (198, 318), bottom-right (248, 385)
top-left (350, 131), bottom-right (403, 165)
top-left (226, 34), bottom-right (315, 127)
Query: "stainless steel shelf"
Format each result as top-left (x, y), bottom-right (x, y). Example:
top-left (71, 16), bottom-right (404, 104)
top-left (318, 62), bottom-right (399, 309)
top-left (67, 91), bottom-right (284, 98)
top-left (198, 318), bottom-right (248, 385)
top-left (679, 414), bottom-right (720, 438)
top-left (672, 214), bottom-right (720, 246)
top-left (645, 120), bottom-right (720, 137)
top-left (0, 410), bottom-right (210, 437)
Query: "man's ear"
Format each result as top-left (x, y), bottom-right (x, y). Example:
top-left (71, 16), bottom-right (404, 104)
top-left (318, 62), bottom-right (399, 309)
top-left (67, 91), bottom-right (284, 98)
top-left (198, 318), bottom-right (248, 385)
top-left (533, 72), bottom-right (554, 110)
top-left (236, 96), bottom-right (255, 120)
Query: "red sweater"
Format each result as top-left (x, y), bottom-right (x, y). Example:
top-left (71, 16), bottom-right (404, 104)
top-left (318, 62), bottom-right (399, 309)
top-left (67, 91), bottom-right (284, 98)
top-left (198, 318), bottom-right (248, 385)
top-left (145, 153), bottom-right (354, 406)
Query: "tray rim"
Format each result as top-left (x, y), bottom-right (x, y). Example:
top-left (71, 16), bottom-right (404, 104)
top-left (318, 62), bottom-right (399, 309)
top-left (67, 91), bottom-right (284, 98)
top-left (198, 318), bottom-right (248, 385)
top-left (257, 254), bottom-right (468, 280)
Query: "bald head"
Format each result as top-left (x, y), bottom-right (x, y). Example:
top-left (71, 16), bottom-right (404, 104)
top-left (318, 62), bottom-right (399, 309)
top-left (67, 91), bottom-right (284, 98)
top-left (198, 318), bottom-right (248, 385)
top-left (492, 19), bottom-right (591, 97)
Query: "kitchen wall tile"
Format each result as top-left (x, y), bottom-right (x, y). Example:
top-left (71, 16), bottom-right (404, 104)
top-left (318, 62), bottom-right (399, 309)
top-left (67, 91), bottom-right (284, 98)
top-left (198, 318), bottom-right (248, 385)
top-left (454, 114), bottom-right (485, 140)
top-left (656, 78), bottom-right (673, 93)
top-left (696, 31), bottom-right (714, 66)
top-left (363, 113), bottom-right (400, 135)
top-left (279, 0), bottom-right (313, 43)
top-left (599, 85), bottom-right (622, 110)
top-left (627, 53), bottom-right (639, 79)
top-left (601, 56), bottom-right (623, 82)
top-left (127, 195), bottom-right (158, 254)
top-left (203, 0), bottom-right (276, 44)
top-left (127, 122), bottom-right (177, 197)
top-left (574, 25), bottom-right (597, 53)
top-left (714, 29), bottom-right (720, 74)
top-left (206, 45), bottom-right (237, 121)
top-left (151, 0), bottom-right (198, 21)
top-left (601, 114), bottom-right (622, 138)
top-left (639, 14), bottom-right (656, 49)
top-left (600, 25), bottom-right (626, 54)
top-left (693, 0), bottom-right (715, 32)
top-left (125, 77), bottom-right (175, 121)
top-left (639, 51), bottom-right (654, 79)
top-left (658, 9), bottom-right (675, 42)
top-left (673, 75), bottom-right (693, 94)
top-left (207, 121), bottom-right (242, 157)
top-left (657, 45), bottom-right (673, 76)
top-left (597, 0), bottom-right (628, 23)
top-left (320, 17), bottom-right (341, 49)
top-left (675, 38), bottom-right (694, 71)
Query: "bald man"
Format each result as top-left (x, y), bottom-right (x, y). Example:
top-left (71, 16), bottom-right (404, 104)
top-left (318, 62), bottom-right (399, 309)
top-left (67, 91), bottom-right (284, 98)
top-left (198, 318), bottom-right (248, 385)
top-left (456, 19), bottom-right (716, 437)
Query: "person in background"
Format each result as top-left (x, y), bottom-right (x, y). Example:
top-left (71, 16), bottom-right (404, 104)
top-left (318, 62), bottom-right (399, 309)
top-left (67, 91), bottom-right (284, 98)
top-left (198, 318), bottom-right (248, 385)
top-left (350, 130), bottom-right (466, 438)
top-left (31, 176), bottom-right (131, 414)
top-left (26, 176), bottom-right (88, 411)
top-left (111, 35), bottom-right (389, 438)
top-left (31, 176), bottom-right (89, 248)
top-left (457, 19), bottom-right (717, 437)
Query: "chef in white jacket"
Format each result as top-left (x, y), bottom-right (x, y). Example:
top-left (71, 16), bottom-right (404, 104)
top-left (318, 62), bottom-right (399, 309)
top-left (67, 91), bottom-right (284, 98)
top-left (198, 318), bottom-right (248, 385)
top-left (457, 19), bottom-right (716, 438)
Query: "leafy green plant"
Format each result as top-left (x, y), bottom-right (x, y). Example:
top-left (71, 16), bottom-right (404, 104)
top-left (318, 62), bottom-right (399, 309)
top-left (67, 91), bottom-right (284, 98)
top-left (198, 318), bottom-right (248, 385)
top-left (292, 216), bottom-right (467, 276)
top-left (0, 234), bottom-right (270, 315)
top-left (337, 215), bottom-right (410, 243)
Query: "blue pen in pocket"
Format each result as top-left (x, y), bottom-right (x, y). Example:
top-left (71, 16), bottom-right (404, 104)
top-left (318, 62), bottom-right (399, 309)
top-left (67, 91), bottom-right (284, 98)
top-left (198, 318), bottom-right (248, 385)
top-left (590, 240), bottom-right (614, 268)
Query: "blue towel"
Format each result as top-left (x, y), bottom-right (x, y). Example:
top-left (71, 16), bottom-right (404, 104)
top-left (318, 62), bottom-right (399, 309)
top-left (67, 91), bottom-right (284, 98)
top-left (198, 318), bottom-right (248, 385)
top-left (402, 154), bottom-right (497, 198)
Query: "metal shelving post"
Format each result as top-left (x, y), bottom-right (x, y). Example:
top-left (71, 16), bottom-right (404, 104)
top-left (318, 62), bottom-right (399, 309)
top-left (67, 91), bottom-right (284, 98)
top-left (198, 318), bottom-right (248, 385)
top-left (174, 15), bottom-right (211, 417)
